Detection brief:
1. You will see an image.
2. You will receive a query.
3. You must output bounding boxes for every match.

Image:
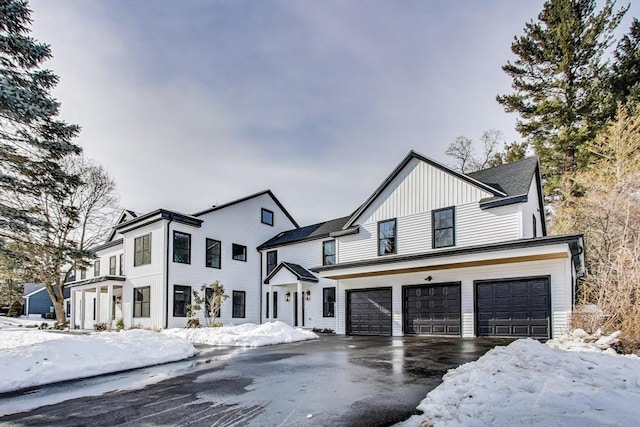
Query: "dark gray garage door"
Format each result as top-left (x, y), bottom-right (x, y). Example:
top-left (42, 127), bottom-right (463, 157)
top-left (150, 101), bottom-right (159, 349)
top-left (476, 277), bottom-right (550, 338)
top-left (404, 283), bottom-right (461, 335)
top-left (347, 288), bottom-right (392, 336)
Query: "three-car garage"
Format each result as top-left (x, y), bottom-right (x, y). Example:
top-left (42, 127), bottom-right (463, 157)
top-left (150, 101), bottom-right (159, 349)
top-left (345, 277), bottom-right (551, 339)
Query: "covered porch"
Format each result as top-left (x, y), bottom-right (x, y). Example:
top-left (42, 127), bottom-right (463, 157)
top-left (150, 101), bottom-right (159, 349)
top-left (264, 262), bottom-right (318, 328)
top-left (67, 276), bottom-right (126, 330)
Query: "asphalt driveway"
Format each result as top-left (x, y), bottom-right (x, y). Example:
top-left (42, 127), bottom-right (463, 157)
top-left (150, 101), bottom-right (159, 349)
top-left (0, 334), bottom-right (510, 426)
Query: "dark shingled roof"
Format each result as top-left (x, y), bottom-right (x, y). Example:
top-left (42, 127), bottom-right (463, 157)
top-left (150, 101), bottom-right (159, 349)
top-left (264, 262), bottom-right (318, 284)
top-left (467, 157), bottom-right (539, 201)
top-left (258, 216), bottom-right (350, 250)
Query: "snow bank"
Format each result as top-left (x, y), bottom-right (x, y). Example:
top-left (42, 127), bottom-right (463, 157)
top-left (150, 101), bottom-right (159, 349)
top-left (546, 329), bottom-right (625, 354)
top-left (163, 321), bottom-right (318, 347)
top-left (0, 330), bottom-right (196, 394)
top-left (0, 316), bottom-right (54, 331)
top-left (399, 339), bottom-right (640, 427)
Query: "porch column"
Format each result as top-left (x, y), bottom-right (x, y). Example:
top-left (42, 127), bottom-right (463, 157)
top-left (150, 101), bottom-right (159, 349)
top-left (296, 280), bottom-right (303, 328)
top-left (80, 289), bottom-right (86, 330)
top-left (107, 284), bottom-right (114, 330)
top-left (268, 284), bottom-right (273, 322)
top-left (95, 286), bottom-right (101, 324)
top-left (70, 289), bottom-right (76, 329)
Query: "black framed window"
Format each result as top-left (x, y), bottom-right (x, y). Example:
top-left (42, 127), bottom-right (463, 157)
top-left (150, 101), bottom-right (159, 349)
top-left (323, 287), bottom-right (335, 317)
top-left (232, 291), bottom-right (246, 318)
top-left (232, 244), bottom-right (247, 262)
top-left (206, 239), bottom-right (221, 269)
top-left (173, 231), bottom-right (191, 264)
top-left (378, 219), bottom-right (397, 255)
top-left (273, 291), bottom-right (278, 318)
top-left (134, 234), bottom-right (152, 266)
top-left (133, 286), bottom-right (150, 317)
top-left (173, 285), bottom-right (191, 317)
top-left (94, 260), bottom-right (101, 276)
top-left (323, 240), bottom-right (336, 265)
top-left (266, 250), bottom-right (277, 275)
top-left (119, 253), bottom-right (124, 276)
top-left (433, 207), bottom-right (455, 248)
top-left (533, 215), bottom-right (537, 238)
top-left (80, 269), bottom-right (86, 280)
top-left (261, 208), bottom-right (274, 226)
top-left (266, 291), bottom-right (270, 318)
top-left (109, 256), bottom-right (116, 275)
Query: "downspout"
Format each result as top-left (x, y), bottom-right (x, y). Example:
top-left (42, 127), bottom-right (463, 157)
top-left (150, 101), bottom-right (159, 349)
top-left (258, 248), bottom-right (263, 324)
top-left (164, 216), bottom-right (173, 329)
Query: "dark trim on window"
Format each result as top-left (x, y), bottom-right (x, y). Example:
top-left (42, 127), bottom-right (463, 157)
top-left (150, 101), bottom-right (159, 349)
top-left (173, 231), bottom-right (191, 264)
top-left (119, 253), bottom-right (124, 276)
top-left (261, 208), bottom-right (274, 226)
top-left (205, 238), bottom-right (221, 269)
top-left (273, 291), bottom-right (278, 318)
top-left (173, 285), bottom-right (191, 317)
top-left (134, 234), bottom-right (152, 266)
top-left (266, 250), bottom-right (277, 275)
top-left (94, 259), bottom-right (101, 277)
top-left (133, 286), bottom-right (150, 318)
top-left (232, 290), bottom-right (246, 318)
top-left (109, 256), bottom-right (116, 275)
top-left (323, 287), bottom-right (335, 317)
top-left (232, 244), bottom-right (247, 262)
top-left (532, 214), bottom-right (537, 238)
top-left (266, 291), bottom-right (270, 318)
top-left (432, 207), bottom-right (455, 249)
top-left (322, 240), bottom-right (336, 265)
top-left (377, 219), bottom-right (397, 256)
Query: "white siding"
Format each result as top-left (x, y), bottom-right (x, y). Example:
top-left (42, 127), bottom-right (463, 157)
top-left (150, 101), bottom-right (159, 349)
top-left (335, 249), bottom-right (573, 338)
top-left (521, 179), bottom-right (544, 238)
top-left (261, 239), bottom-right (337, 330)
top-left (166, 193), bottom-right (297, 328)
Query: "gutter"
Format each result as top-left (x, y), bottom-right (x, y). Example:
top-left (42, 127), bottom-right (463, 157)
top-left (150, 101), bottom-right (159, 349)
top-left (164, 217), bottom-right (173, 329)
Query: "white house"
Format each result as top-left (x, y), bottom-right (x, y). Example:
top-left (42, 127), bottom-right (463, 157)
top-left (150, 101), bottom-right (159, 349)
top-left (67, 150), bottom-right (583, 339)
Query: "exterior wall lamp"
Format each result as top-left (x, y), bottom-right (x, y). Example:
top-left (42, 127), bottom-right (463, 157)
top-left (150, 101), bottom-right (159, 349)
top-left (285, 292), bottom-right (291, 302)
top-left (305, 290), bottom-right (311, 301)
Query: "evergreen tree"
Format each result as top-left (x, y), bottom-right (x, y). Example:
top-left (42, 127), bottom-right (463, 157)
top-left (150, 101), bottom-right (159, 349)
top-left (497, 0), bottom-right (627, 199)
top-left (611, 18), bottom-right (640, 112)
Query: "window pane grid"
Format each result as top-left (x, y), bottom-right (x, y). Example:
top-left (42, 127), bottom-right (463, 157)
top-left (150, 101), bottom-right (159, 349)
top-left (378, 219), bottom-right (397, 255)
top-left (206, 239), bottom-right (221, 268)
top-left (433, 208), bottom-right (455, 248)
top-left (173, 231), bottom-right (191, 264)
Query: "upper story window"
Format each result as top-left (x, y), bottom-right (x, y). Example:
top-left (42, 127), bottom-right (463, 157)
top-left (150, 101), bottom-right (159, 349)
top-left (266, 250), bottom-right (277, 275)
top-left (378, 219), bottom-right (397, 255)
top-left (134, 234), bottom-right (152, 266)
top-left (323, 240), bottom-right (336, 265)
top-left (109, 256), bottom-right (116, 275)
top-left (119, 253), bottom-right (124, 276)
top-left (206, 238), bottom-right (221, 269)
top-left (94, 259), bottom-right (101, 276)
top-left (232, 244), bottom-right (247, 262)
top-left (80, 269), bottom-right (86, 280)
top-left (173, 231), bottom-right (191, 264)
top-left (433, 207), bottom-right (455, 248)
top-left (261, 208), bottom-right (274, 226)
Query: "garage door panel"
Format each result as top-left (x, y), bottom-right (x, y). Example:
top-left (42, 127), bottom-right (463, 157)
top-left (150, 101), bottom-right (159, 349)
top-left (476, 278), bottom-right (550, 338)
top-left (404, 283), bottom-right (461, 336)
top-left (347, 289), bottom-right (392, 336)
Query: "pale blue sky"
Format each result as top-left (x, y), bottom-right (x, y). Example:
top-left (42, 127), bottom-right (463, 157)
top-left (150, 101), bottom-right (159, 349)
top-left (30, 0), bottom-right (637, 225)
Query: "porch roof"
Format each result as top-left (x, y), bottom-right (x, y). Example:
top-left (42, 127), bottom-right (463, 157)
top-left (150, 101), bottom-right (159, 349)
top-left (264, 262), bottom-right (318, 284)
top-left (66, 275), bottom-right (126, 288)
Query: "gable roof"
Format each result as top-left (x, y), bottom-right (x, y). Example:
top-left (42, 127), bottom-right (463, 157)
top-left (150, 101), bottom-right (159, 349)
top-left (467, 157), bottom-right (539, 206)
top-left (264, 262), bottom-right (319, 284)
top-left (343, 150), bottom-right (507, 228)
top-left (113, 209), bottom-right (203, 233)
top-left (193, 190), bottom-right (299, 228)
top-left (258, 216), bottom-right (350, 250)
top-left (23, 283), bottom-right (44, 297)
top-left (107, 209), bottom-right (140, 242)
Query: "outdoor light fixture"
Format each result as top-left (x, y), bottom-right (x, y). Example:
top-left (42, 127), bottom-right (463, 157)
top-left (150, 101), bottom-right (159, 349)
top-left (425, 276), bottom-right (433, 282)
top-left (285, 292), bottom-right (291, 302)
top-left (305, 290), bottom-right (311, 301)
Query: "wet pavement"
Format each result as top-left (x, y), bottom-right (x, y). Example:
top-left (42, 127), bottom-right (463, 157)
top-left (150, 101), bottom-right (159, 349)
top-left (0, 334), bottom-right (511, 426)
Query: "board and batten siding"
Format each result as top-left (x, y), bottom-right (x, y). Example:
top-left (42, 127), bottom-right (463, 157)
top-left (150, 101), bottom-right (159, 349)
top-left (354, 158), bottom-right (494, 225)
top-left (335, 247), bottom-right (573, 338)
top-left (261, 238), bottom-right (337, 330)
top-left (166, 192), bottom-right (297, 328)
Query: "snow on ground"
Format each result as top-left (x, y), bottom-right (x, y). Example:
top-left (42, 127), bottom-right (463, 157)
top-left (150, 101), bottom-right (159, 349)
top-left (398, 337), bottom-right (640, 427)
top-left (0, 315), bottom-right (54, 331)
top-left (163, 321), bottom-right (318, 347)
top-left (0, 329), bottom-right (196, 394)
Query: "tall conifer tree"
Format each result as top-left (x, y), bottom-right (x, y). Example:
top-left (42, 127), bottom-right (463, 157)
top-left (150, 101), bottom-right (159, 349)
top-left (497, 0), bottom-right (627, 199)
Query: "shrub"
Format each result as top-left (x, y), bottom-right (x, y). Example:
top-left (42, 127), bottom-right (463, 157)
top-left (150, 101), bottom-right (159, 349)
top-left (186, 318), bottom-right (200, 328)
top-left (38, 322), bottom-right (49, 330)
top-left (7, 300), bottom-right (22, 317)
top-left (93, 322), bottom-right (108, 332)
top-left (115, 318), bottom-right (125, 332)
top-left (210, 321), bottom-right (223, 328)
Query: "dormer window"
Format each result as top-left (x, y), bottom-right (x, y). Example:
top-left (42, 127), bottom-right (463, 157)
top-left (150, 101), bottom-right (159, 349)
top-left (378, 219), bottom-right (397, 256)
top-left (433, 207), bottom-right (455, 248)
top-left (261, 208), bottom-right (274, 226)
